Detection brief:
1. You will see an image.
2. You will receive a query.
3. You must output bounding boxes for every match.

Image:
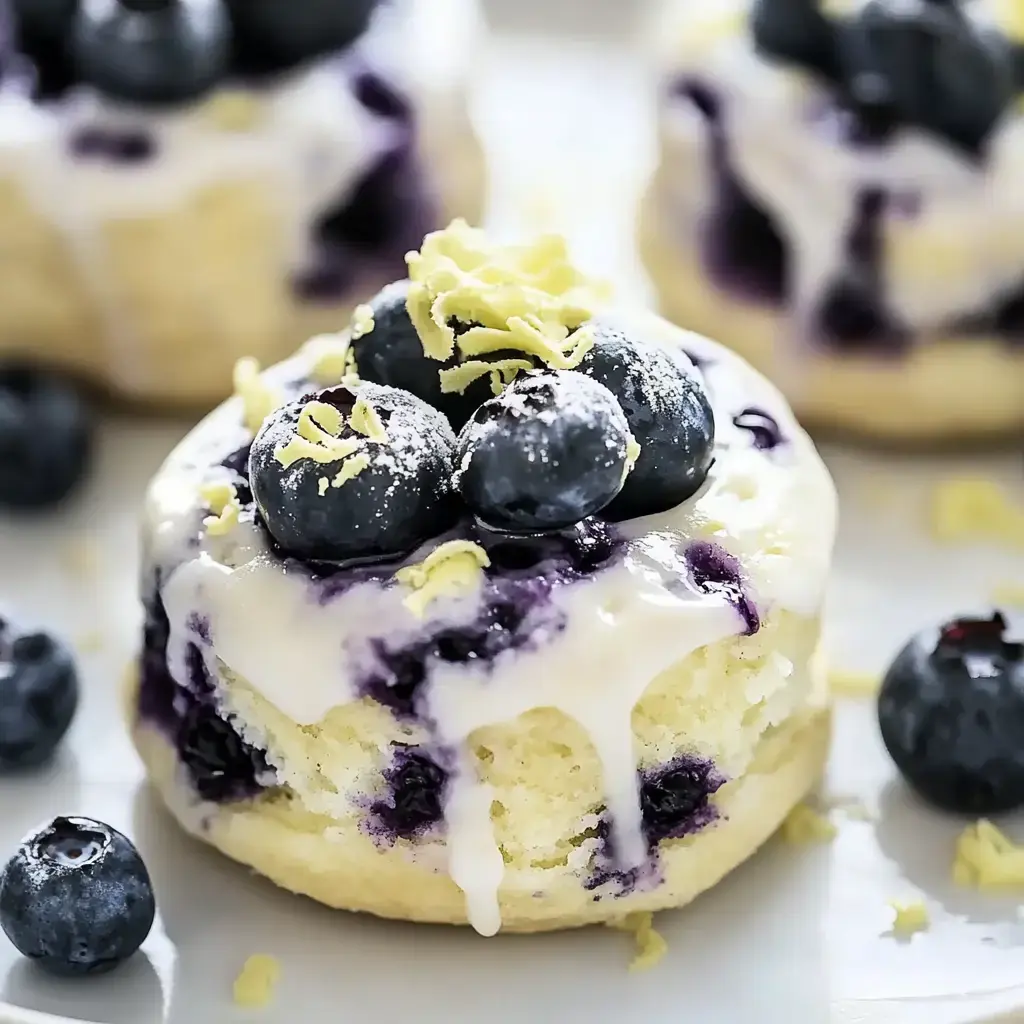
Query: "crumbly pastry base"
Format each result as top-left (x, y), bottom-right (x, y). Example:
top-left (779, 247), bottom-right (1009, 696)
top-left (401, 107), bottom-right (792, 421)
top-left (126, 667), bottom-right (830, 934)
top-left (639, 178), bottom-right (1024, 443)
top-left (0, 108), bottom-right (486, 410)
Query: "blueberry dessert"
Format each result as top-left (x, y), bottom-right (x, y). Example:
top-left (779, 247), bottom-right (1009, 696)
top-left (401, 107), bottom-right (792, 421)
top-left (0, 816), bottom-right (155, 974)
top-left (878, 612), bottom-right (1024, 815)
top-left (642, 0), bottom-right (1024, 440)
top-left (0, 0), bottom-right (485, 407)
top-left (127, 222), bottom-right (836, 936)
top-left (0, 619), bottom-right (78, 768)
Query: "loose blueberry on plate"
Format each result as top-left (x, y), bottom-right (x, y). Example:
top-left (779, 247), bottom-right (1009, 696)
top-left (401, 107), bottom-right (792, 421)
top-left (73, 0), bottom-right (230, 107)
top-left (839, 0), bottom-right (1014, 154)
top-left (0, 622), bottom-right (78, 769)
top-left (0, 364), bottom-right (92, 509)
top-left (877, 612), bottom-right (1024, 815)
top-left (576, 323), bottom-right (714, 520)
top-left (351, 282), bottom-right (509, 431)
top-left (250, 383), bottom-right (459, 563)
top-left (751, 0), bottom-right (841, 82)
top-left (226, 0), bottom-right (378, 76)
top-left (0, 817), bottom-right (155, 975)
top-left (454, 369), bottom-right (636, 534)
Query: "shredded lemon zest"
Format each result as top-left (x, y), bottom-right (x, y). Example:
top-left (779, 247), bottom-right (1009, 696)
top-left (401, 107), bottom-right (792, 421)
top-left (350, 398), bottom-right (388, 442)
top-left (888, 900), bottom-right (930, 937)
top-left (201, 481), bottom-right (242, 536)
top-left (233, 357), bottom-right (282, 435)
top-left (274, 401), bottom-right (362, 469)
top-left (395, 541), bottom-right (491, 618)
top-left (953, 820), bottom-right (1024, 889)
top-left (351, 303), bottom-right (375, 340)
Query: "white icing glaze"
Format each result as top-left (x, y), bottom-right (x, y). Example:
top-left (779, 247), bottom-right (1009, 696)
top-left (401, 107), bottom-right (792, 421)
top-left (144, 310), bottom-right (837, 935)
top-left (652, 0), bottom-right (1024, 331)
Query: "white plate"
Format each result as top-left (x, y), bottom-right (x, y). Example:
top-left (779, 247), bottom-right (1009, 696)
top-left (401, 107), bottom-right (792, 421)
top-left (3, 8), bottom-right (1024, 1024)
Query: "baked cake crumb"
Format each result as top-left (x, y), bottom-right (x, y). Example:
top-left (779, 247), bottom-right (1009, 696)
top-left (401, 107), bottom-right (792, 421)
top-left (953, 820), bottom-right (1024, 889)
top-left (930, 478), bottom-right (1024, 548)
top-left (781, 803), bottom-right (837, 845)
top-left (888, 899), bottom-right (930, 938)
top-left (828, 668), bottom-right (879, 698)
top-left (233, 954), bottom-right (280, 1009)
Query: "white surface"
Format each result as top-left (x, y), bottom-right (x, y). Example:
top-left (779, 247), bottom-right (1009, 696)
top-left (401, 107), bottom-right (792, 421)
top-left (2, 10), bottom-right (1024, 1024)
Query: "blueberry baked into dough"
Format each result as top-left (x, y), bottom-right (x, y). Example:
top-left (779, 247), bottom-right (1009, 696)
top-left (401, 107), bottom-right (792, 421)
top-left (127, 221), bottom-right (836, 934)
top-left (641, 0), bottom-right (1024, 441)
top-left (0, 0), bottom-right (485, 407)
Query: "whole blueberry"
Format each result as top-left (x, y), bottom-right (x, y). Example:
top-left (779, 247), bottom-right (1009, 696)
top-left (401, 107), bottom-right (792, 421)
top-left (454, 369), bottom-right (635, 534)
top-left (0, 364), bottom-right (92, 509)
top-left (751, 0), bottom-right (841, 82)
top-left (840, 0), bottom-right (1014, 155)
top-left (73, 0), bottom-right (230, 107)
top-left (878, 613), bottom-right (1024, 815)
top-left (226, 0), bottom-right (377, 76)
top-left (351, 281), bottom-right (536, 431)
top-left (0, 623), bottom-right (78, 769)
top-left (0, 816), bottom-right (155, 975)
top-left (575, 324), bottom-right (715, 521)
top-left (10, 0), bottom-right (79, 99)
top-left (249, 383), bottom-right (459, 563)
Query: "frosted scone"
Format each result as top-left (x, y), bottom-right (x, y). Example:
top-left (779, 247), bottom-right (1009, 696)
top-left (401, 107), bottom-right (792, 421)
top-left (128, 222), bottom-right (837, 934)
top-left (0, 0), bottom-right (485, 406)
top-left (641, 0), bottom-right (1024, 440)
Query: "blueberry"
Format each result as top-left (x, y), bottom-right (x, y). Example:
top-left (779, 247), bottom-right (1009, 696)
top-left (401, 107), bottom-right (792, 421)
top-left (0, 364), bottom-right (92, 509)
top-left (0, 623), bottom-right (78, 769)
top-left (878, 613), bottom-right (1024, 815)
top-left (640, 755), bottom-right (723, 846)
top-left (751, 0), bottom-right (841, 82)
top-left (839, 0), bottom-right (1014, 154)
top-left (226, 0), bottom-right (377, 77)
top-left (0, 817), bottom-right (155, 975)
top-left (249, 383), bottom-right (459, 563)
top-left (73, 0), bottom-right (230, 107)
top-left (11, 0), bottom-right (79, 99)
top-left (350, 282), bottom-right (532, 431)
top-left (369, 746), bottom-right (448, 840)
top-left (575, 324), bottom-right (715, 520)
top-left (178, 701), bottom-right (270, 802)
top-left (454, 370), bottom-right (635, 534)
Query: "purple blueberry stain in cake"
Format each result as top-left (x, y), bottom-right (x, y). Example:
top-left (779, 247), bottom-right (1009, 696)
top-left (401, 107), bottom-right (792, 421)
top-left (69, 126), bottom-right (157, 164)
top-left (685, 540), bottom-right (759, 636)
top-left (138, 587), bottom-right (274, 804)
top-left (732, 407), bottom-right (784, 451)
top-left (675, 78), bottom-right (791, 307)
top-left (364, 744), bottom-right (450, 842)
top-left (353, 70), bottom-right (413, 123)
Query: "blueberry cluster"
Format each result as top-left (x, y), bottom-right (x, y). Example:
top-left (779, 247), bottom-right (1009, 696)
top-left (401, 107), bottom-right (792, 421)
top-left (249, 292), bottom-right (716, 564)
top-left (752, 0), bottom-right (1021, 155)
top-left (9, 0), bottom-right (379, 105)
top-left (877, 611), bottom-right (1024, 815)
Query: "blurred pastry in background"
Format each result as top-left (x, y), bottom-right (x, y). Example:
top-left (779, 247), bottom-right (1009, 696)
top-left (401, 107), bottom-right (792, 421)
top-left (0, 0), bottom-right (486, 407)
top-left (640, 0), bottom-right (1024, 441)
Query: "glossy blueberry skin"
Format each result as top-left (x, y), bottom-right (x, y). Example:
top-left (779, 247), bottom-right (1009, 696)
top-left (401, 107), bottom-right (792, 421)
top-left (0, 623), bottom-right (78, 769)
top-left (839, 0), bottom-right (1014, 155)
top-left (350, 282), bottom-right (502, 431)
top-left (0, 364), bottom-right (92, 509)
top-left (454, 369), bottom-right (634, 534)
top-left (576, 324), bottom-right (715, 520)
top-left (10, 0), bottom-right (78, 99)
top-left (72, 0), bottom-right (230, 107)
top-left (250, 383), bottom-right (459, 564)
top-left (226, 0), bottom-right (377, 76)
top-left (0, 817), bottom-right (155, 975)
top-left (878, 613), bottom-right (1024, 815)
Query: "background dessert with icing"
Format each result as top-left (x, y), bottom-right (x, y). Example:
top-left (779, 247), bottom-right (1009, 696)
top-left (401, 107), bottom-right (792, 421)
top-left (126, 221), bottom-right (836, 934)
top-left (0, 0), bottom-right (485, 407)
top-left (641, 0), bottom-right (1024, 440)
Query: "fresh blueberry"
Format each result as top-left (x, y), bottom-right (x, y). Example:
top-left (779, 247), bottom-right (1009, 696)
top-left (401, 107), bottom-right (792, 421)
top-left (11, 0), bottom-right (79, 99)
top-left (751, 0), bottom-right (841, 82)
top-left (640, 755), bottom-right (724, 846)
top-left (350, 282), bottom-right (515, 432)
top-left (575, 324), bottom-right (715, 520)
top-left (250, 383), bottom-right (459, 563)
top-left (226, 0), bottom-right (377, 76)
top-left (0, 364), bottom-right (92, 509)
top-left (0, 817), bottom-right (155, 975)
top-left (72, 0), bottom-right (230, 107)
top-left (0, 623), bottom-right (78, 769)
top-left (878, 612), bottom-right (1024, 815)
top-left (454, 370), bottom-right (635, 534)
top-left (839, 0), bottom-right (1014, 155)
top-left (177, 701), bottom-right (270, 802)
